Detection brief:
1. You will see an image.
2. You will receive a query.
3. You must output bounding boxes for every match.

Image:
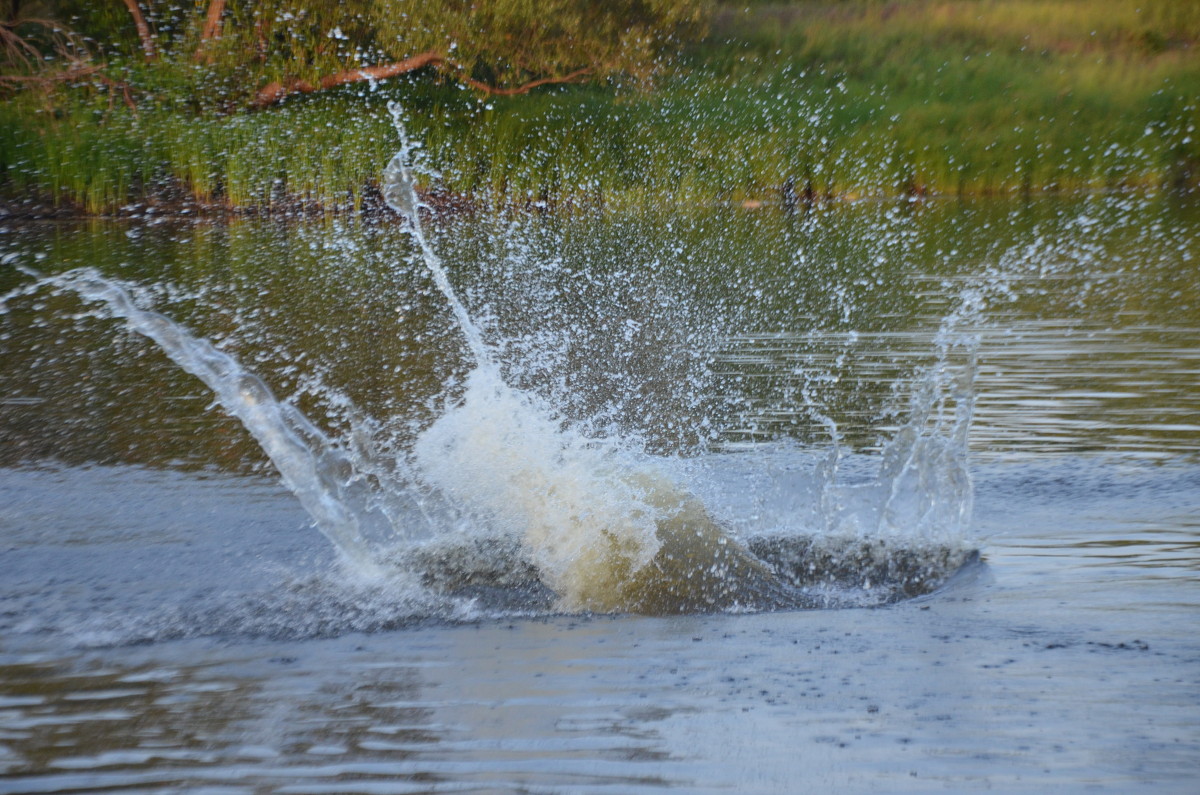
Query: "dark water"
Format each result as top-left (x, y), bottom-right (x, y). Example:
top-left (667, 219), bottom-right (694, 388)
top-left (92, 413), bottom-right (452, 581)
top-left (1, 195), bottom-right (1198, 792)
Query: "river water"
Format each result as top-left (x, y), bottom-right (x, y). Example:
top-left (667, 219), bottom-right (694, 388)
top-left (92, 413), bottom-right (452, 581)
top-left (1, 195), bottom-right (1197, 792)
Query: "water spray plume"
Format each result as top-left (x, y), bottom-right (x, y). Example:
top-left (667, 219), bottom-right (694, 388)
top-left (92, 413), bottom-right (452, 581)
top-left (384, 104), bottom-right (799, 613)
top-left (8, 265), bottom-right (387, 579)
top-left (384, 102), bottom-right (488, 365)
top-left (0, 115), bottom-right (981, 619)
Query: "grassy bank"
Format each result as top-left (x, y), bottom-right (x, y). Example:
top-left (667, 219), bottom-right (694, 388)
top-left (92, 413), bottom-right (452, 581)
top-left (1, 0), bottom-right (1197, 214)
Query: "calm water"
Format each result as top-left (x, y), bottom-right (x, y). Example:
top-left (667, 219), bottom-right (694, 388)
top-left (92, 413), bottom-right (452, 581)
top-left (1, 195), bottom-right (1198, 792)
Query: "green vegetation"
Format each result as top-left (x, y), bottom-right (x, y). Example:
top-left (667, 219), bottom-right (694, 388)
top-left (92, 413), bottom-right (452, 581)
top-left (702, 0), bottom-right (1200, 197)
top-left (1, 1), bottom-right (1197, 213)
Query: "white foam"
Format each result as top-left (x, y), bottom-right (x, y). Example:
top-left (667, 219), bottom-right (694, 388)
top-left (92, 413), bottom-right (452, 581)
top-left (413, 365), bottom-right (663, 610)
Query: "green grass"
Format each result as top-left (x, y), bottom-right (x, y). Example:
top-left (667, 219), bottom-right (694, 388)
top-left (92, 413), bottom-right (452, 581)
top-left (1, 0), bottom-right (1197, 213)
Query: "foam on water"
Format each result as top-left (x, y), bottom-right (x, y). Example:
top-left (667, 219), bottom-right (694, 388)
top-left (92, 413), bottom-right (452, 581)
top-left (411, 363), bottom-right (806, 613)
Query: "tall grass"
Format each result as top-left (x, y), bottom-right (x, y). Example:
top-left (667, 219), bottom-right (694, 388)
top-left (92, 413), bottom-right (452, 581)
top-left (0, 0), bottom-right (1196, 212)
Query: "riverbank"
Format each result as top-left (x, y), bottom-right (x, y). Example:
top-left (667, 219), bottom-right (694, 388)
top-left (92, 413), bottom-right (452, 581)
top-left (1, 1), bottom-right (1196, 214)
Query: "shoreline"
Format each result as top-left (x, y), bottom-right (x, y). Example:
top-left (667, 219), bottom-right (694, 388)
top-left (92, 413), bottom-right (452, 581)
top-left (2, 1), bottom-right (1194, 223)
top-left (1, 180), bottom-right (1187, 224)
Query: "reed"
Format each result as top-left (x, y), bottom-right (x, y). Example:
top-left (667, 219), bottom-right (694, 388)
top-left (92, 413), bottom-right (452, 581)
top-left (0, 0), bottom-right (1195, 212)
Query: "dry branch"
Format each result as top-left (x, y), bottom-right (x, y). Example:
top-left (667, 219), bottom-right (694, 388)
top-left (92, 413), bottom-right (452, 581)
top-left (251, 52), bottom-right (592, 108)
top-left (0, 62), bottom-right (101, 83)
top-left (456, 67), bottom-right (592, 96)
top-left (0, 63), bottom-right (137, 114)
top-left (252, 51), bottom-right (446, 107)
top-left (193, 0), bottom-right (226, 63)
top-left (121, 0), bottom-right (157, 61)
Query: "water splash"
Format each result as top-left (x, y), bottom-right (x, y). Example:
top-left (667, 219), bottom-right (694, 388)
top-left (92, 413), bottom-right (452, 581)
top-left (383, 103), bottom-right (488, 364)
top-left (382, 104), bottom-right (802, 612)
top-left (0, 121), bottom-right (986, 620)
top-left (4, 265), bottom-right (391, 578)
top-left (827, 291), bottom-right (979, 544)
top-left (411, 365), bottom-right (804, 613)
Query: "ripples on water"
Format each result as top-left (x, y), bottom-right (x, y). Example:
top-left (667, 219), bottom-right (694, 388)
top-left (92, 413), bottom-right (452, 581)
top-left (0, 194), bottom-right (1197, 791)
top-left (717, 321), bottom-right (1200, 458)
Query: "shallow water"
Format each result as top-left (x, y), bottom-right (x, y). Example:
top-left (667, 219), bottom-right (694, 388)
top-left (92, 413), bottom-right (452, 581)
top-left (1, 195), bottom-right (1198, 791)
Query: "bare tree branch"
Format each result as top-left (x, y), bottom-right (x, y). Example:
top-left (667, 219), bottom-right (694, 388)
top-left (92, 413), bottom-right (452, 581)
top-left (193, 0), bottom-right (226, 63)
top-left (251, 51), bottom-right (447, 107)
top-left (455, 66), bottom-right (592, 96)
top-left (2, 16), bottom-right (87, 71)
top-left (121, 0), bottom-right (156, 61)
top-left (94, 70), bottom-right (138, 115)
top-left (0, 61), bottom-right (137, 114)
top-left (251, 52), bottom-right (592, 108)
top-left (0, 62), bottom-right (101, 83)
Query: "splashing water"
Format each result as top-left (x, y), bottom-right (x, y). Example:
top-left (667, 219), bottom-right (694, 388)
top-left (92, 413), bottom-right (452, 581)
top-left (382, 107), bottom-right (488, 364)
top-left (383, 104), bottom-right (801, 612)
top-left (4, 265), bottom-right (391, 578)
top-left (0, 114), bottom-right (982, 618)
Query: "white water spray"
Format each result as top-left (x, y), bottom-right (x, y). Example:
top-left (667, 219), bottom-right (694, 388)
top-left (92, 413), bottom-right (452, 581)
top-left (0, 117), bottom-right (985, 616)
top-left (5, 266), bottom-right (389, 578)
top-left (382, 105), bottom-right (792, 612)
top-left (383, 105), bottom-right (488, 364)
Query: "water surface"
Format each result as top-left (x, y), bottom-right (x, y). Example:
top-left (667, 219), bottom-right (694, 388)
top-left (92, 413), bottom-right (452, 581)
top-left (1, 195), bottom-right (1197, 791)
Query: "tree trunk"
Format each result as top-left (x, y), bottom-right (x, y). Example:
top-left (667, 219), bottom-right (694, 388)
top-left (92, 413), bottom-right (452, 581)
top-left (193, 0), bottom-right (225, 62)
top-left (121, 0), bottom-right (156, 61)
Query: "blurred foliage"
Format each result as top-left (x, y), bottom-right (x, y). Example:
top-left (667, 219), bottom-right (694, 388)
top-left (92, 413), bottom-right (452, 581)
top-left (0, 0), bottom-right (1196, 211)
top-left (2, 1), bottom-right (709, 108)
top-left (1, 1), bottom-right (95, 75)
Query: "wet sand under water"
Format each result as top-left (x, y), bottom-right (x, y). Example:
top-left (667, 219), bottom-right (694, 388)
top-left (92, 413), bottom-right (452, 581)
top-left (1, 460), bottom-right (1197, 793)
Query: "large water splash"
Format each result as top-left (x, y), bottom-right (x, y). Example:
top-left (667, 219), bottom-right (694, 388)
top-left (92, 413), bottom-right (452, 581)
top-left (0, 116), bottom-right (984, 619)
top-left (382, 103), bottom-right (802, 612)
